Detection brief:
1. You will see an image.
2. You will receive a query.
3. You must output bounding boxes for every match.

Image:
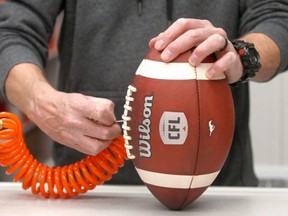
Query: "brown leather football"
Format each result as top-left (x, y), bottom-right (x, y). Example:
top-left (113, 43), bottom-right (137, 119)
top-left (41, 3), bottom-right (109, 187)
top-left (122, 47), bottom-right (235, 210)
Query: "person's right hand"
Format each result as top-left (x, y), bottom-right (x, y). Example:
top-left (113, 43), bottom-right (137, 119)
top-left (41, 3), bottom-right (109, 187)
top-left (26, 81), bottom-right (121, 155)
top-left (4, 62), bottom-right (122, 156)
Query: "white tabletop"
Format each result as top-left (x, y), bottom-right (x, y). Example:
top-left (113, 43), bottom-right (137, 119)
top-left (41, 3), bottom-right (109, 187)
top-left (0, 182), bottom-right (288, 216)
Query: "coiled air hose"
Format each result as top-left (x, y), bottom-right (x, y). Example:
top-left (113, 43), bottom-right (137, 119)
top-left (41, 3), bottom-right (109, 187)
top-left (0, 111), bottom-right (127, 198)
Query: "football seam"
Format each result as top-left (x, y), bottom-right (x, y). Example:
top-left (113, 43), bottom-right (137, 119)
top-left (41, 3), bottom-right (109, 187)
top-left (180, 66), bottom-right (203, 209)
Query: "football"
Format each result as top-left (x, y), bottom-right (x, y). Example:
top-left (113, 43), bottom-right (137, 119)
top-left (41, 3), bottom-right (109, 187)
top-left (122, 47), bottom-right (235, 210)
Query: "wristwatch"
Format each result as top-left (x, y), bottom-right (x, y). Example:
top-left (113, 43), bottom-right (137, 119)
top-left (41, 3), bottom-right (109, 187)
top-left (230, 39), bottom-right (261, 86)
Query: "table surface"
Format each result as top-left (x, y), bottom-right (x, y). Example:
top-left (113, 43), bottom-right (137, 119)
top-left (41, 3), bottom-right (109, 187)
top-left (0, 182), bottom-right (288, 216)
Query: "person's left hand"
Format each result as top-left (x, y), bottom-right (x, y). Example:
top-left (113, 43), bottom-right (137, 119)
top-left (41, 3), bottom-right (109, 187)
top-left (149, 18), bottom-right (243, 84)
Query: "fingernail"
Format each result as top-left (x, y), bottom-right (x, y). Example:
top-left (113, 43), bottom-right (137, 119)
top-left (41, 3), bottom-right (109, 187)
top-left (155, 39), bottom-right (165, 50)
top-left (189, 55), bottom-right (198, 66)
top-left (161, 50), bottom-right (172, 61)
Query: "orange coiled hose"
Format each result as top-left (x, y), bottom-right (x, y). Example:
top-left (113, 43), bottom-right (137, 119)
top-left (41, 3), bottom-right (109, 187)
top-left (0, 111), bottom-right (128, 198)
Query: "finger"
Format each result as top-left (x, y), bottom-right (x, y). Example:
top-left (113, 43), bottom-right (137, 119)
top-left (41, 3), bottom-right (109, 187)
top-left (70, 134), bottom-right (112, 155)
top-left (151, 18), bottom-right (214, 51)
top-left (82, 137), bottom-right (112, 156)
top-left (69, 113), bottom-right (120, 139)
top-left (83, 121), bottom-right (121, 141)
top-left (189, 34), bottom-right (229, 66)
top-left (160, 27), bottom-right (215, 62)
top-left (149, 36), bottom-right (158, 48)
top-left (54, 118), bottom-right (120, 155)
top-left (59, 110), bottom-right (121, 141)
top-left (206, 51), bottom-right (240, 83)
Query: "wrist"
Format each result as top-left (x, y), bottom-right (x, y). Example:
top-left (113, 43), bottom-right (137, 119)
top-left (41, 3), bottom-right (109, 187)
top-left (27, 80), bottom-right (58, 122)
top-left (5, 63), bottom-right (57, 120)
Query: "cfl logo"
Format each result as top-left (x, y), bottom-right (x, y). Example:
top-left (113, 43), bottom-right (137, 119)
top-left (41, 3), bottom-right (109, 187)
top-left (159, 112), bottom-right (188, 145)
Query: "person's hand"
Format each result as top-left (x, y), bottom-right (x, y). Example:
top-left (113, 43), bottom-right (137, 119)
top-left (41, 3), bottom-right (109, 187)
top-left (149, 18), bottom-right (243, 84)
top-left (27, 82), bottom-right (121, 155)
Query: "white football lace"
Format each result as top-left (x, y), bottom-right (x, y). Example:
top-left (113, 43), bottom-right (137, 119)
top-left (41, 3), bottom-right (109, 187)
top-left (122, 85), bottom-right (137, 159)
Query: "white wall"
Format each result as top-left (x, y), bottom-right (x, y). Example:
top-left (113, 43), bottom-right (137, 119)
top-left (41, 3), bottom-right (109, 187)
top-left (250, 71), bottom-right (288, 179)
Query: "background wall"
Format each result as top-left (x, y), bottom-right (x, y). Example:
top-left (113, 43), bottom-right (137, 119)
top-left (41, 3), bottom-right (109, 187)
top-left (250, 70), bottom-right (288, 183)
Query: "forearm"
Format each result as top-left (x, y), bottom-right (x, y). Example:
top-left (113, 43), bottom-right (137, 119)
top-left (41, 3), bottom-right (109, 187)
top-left (5, 63), bottom-right (56, 118)
top-left (241, 33), bottom-right (281, 82)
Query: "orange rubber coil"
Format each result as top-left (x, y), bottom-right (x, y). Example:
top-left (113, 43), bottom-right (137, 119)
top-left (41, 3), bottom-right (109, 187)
top-left (0, 111), bottom-right (128, 198)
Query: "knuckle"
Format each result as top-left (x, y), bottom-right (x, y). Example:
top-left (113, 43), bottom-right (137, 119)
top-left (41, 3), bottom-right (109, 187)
top-left (227, 51), bottom-right (238, 62)
top-left (165, 34), bottom-right (174, 42)
top-left (102, 99), bottom-right (115, 111)
top-left (101, 129), bottom-right (112, 140)
top-left (62, 116), bottom-right (76, 127)
top-left (97, 111), bottom-right (113, 125)
top-left (103, 127), bottom-right (119, 140)
top-left (214, 33), bottom-right (224, 41)
top-left (175, 18), bottom-right (187, 26)
top-left (215, 27), bottom-right (226, 36)
top-left (201, 19), bottom-right (212, 26)
top-left (211, 33), bottom-right (226, 45)
top-left (193, 46), bottom-right (205, 57)
top-left (91, 141), bottom-right (110, 155)
top-left (186, 29), bottom-right (197, 40)
top-left (161, 31), bottom-right (174, 43)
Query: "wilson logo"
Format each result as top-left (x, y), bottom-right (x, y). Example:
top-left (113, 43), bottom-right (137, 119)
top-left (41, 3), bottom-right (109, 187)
top-left (138, 95), bottom-right (153, 158)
